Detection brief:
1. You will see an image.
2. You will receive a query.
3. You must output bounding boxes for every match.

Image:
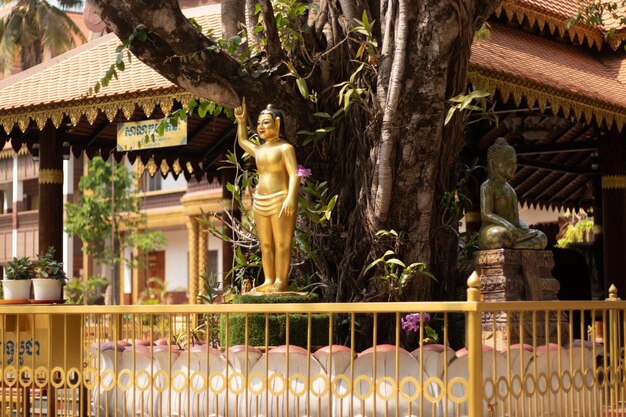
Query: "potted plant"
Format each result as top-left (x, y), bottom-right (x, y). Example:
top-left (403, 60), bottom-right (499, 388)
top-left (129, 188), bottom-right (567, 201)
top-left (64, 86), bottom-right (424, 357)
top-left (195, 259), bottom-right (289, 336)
top-left (2, 256), bottom-right (33, 300)
top-left (32, 247), bottom-right (67, 301)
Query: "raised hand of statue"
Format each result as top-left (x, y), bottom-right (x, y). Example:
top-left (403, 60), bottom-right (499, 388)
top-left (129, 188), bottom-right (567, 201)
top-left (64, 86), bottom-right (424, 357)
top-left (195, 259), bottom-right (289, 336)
top-left (234, 97), bottom-right (248, 124)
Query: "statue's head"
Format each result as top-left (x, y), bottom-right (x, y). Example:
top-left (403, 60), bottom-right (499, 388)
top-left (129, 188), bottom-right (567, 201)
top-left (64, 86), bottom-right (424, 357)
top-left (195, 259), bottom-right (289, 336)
top-left (487, 137), bottom-right (517, 180)
top-left (257, 104), bottom-right (286, 141)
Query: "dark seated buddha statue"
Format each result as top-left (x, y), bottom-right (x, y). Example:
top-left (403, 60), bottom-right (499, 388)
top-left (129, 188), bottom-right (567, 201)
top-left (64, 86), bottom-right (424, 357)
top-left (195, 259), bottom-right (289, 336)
top-left (478, 138), bottom-right (547, 250)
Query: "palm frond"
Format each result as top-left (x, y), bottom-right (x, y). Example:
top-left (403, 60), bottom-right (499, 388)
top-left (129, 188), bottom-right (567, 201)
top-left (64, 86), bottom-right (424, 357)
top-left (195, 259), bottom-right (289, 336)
top-left (40, 1), bottom-right (85, 57)
top-left (56, 0), bottom-right (83, 11)
top-left (0, 11), bottom-right (23, 73)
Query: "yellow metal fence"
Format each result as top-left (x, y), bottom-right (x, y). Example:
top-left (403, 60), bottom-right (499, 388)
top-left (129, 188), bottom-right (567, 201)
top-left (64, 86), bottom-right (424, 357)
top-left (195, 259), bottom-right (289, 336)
top-left (0, 291), bottom-right (624, 416)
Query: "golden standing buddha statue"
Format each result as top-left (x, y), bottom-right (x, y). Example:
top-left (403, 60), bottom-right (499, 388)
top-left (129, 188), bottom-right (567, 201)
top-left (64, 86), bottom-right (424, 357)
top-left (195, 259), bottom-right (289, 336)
top-left (234, 98), bottom-right (299, 292)
top-left (479, 138), bottom-right (547, 250)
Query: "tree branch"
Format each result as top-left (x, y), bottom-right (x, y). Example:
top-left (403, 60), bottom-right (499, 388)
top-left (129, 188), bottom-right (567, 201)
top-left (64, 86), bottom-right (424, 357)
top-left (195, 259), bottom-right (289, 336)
top-left (376, 0), bottom-right (395, 109)
top-left (245, 0), bottom-right (262, 47)
top-left (374, 0), bottom-right (408, 223)
top-left (258, 0), bottom-right (284, 66)
top-left (222, 0), bottom-right (246, 44)
top-left (89, 0), bottom-right (310, 129)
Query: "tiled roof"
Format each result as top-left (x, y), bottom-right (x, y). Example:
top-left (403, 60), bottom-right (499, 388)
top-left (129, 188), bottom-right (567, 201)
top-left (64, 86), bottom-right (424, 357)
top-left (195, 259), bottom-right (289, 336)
top-left (0, 4), bottom-right (220, 113)
top-left (511, 0), bottom-right (626, 28)
top-left (471, 23), bottom-right (626, 127)
top-left (0, 4), bottom-right (229, 182)
top-left (509, 0), bottom-right (579, 21)
top-left (0, 5), bottom-right (625, 131)
top-left (498, 0), bottom-right (626, 49)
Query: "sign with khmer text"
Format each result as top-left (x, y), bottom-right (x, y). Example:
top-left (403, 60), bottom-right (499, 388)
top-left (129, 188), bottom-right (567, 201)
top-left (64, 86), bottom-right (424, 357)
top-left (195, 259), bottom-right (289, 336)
top-left (117, 118), bottom-right (187, 151)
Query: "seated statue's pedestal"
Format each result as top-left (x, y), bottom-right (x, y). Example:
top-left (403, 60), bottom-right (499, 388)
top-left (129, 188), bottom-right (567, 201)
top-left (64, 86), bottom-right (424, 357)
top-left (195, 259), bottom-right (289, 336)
top-left (475, 249), bottom-right (565, 350)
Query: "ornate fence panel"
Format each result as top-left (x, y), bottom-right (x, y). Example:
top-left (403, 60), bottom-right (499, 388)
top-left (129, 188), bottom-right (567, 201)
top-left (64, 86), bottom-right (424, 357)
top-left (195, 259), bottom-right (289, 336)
top-left (0, 292), bottom-right (624, 417)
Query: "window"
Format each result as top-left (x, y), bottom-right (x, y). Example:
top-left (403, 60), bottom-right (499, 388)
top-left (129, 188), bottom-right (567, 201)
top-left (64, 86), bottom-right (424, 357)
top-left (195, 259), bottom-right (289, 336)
top-left (144, 174), bottom-right (162, 192)
top-left (208, 250), bottom-right (219, 275)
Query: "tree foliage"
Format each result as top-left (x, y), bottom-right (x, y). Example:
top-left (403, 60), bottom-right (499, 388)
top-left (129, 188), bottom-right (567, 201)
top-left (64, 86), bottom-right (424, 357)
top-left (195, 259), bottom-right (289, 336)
top-left (0, 0), bottom-right (85, 74)
top-left (90, 0), bottom-right (500, 301)
top-left (569, 1), bottom-right (626, 37)
top-left (64, 156), bottom-right (166, 268)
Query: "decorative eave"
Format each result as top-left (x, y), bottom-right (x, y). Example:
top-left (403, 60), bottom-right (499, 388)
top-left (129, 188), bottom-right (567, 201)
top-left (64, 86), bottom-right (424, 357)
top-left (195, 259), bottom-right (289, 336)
top-left (0, 5), bottom-right (232, 181)
top-left (0, 88), bottom-right (193, 134)
top-left (136, 156), bottom-right (202, 179)
top-left (0, 146), bottom-right (27, 160)
top-left (497, 2), bottom-right (626, 50)
top-left (470, 67), bottom-right (626, 130)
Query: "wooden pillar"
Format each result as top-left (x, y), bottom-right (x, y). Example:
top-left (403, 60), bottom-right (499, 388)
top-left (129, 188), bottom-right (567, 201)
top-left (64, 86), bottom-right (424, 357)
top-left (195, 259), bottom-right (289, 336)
top-left (600, 127), bottom-right (626, 298)
top-left (198, 226), bottom-right (208, 295)
top-left (11, 155), bottom-right (21, 258)
top-left (187, 217), bottom-right (199, 303)
top-left (81, 156), bottom-right (95, 278)
top-left (38, 121), bottom-right (63, 261)
top-left (592, 151), bottom-right (604, 295)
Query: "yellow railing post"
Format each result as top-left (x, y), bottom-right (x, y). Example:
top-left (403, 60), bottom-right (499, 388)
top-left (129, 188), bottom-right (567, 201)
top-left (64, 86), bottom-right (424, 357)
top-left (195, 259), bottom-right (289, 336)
top-left (607, 284), bottom-right (621, 411)
top-left (467, 271), bottom-right (483, 417)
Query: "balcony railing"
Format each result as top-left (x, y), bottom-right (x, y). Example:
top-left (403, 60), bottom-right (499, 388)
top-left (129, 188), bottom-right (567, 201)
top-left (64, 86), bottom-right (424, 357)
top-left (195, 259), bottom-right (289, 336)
top-left (0, 286), bottom-right (624, 416)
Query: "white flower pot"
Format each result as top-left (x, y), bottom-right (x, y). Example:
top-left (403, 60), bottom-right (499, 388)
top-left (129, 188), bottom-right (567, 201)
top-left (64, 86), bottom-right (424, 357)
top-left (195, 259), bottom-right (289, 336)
top-left (32, 279), bottom-right (62, 300)
top-left (2, 279), bottom-right (31, 300)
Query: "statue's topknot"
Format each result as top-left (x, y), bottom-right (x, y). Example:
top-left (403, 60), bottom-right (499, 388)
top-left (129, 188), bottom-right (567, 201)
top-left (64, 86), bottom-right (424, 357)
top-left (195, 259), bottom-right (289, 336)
top-left (487, 137), bottom-right (515, 162)
top-left (487, 137), bottom-right (516, 178)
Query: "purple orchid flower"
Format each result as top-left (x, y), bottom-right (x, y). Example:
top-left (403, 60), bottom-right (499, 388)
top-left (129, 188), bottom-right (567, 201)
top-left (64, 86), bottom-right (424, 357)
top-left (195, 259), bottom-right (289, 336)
top-left (296, 165), bottom-right (312, 183)
top-left (401, 312), bottom-right (431, 333)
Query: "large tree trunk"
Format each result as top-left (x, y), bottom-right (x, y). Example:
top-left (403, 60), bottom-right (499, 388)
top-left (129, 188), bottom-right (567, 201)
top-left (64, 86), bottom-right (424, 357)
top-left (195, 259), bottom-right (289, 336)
top-left (91, 0), bottom-right (498, 302)
top-left (332, 0), bottom-right (496, 301)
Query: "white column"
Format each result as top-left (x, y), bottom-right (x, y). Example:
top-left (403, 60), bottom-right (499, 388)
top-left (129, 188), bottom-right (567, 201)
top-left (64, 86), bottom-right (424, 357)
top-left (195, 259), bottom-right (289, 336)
top-left (11, 156), bottom-right (22, 258)
top-left (63, 158), bottom-right (74, 276)
top-left (124, 247), bottom-right (132, 295)
top-left (2, 188), bottom-right (7, 214)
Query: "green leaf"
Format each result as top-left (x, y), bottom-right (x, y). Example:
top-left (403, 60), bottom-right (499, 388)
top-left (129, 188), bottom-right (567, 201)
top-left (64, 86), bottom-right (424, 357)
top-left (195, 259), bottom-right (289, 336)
top-left (327, 195), bottom-right (337, 211)
top-left (296, 78), bottom-right (309, 99)
top-left (156, 122), bottom-right (166, 136)
top-left (386, 258), bottom-right (406, 268)
top-left (332, 109), bottom-right (345, 119)
top-left (364, 258), bottom-right (384, 273)
top-left (444, 107), bottom-right (456, 125)
top-left (198, 101), bottom-right (210, 118)
top-left (448, 95), bottom-right (466, 103)
top-left (468, 89), bottom-right (490, 99)
top-left (343, 89), bottom-right (354, 112)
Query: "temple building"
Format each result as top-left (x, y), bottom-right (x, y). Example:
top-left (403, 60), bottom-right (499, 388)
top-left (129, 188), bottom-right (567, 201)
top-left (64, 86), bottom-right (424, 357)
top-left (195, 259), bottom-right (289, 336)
top-left (0, 0), bottom-right (623, 302)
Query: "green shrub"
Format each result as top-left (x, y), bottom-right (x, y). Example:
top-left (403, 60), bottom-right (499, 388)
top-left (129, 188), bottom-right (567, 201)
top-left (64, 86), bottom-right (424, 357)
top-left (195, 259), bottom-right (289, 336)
top-left (219, 293), bottom-right (327, 347)
top-left (233, 293), bottom-right (319, 304)
top-left (219, 313), bottom-right (329, 347)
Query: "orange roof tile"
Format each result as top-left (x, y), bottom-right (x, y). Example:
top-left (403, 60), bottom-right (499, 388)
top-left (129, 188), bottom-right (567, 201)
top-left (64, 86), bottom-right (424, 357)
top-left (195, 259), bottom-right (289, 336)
top-left (0, 4), bottom-right (220, 112)
top-left (512, 0), bottom-right (626, 28)
top-left (509, 0), bottom-right (580, 21)
top-left (471, 23), bottom-right (626, 125)
top-left (500, 0), bottom-right (626, 49)
top-left (2, 4), bottom-right (626, 132)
